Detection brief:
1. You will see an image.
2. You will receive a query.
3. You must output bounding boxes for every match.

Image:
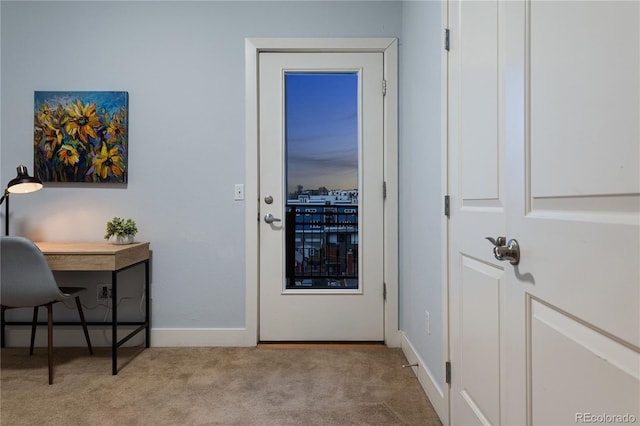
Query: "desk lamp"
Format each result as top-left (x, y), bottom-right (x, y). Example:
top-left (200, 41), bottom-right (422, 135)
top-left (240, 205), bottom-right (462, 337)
top-left (0, 165), bottom-right (43, 236)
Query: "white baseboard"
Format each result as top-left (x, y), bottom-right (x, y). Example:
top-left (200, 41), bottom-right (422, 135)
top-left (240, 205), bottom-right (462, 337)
top-left (4, 326), bottom-right (146, 348)
top-left (3, 327), bottom-right (256, 348)
top-left (400, 331), bottom-right (448, 425)
top-left (151, 328), bottom-right (255, 347)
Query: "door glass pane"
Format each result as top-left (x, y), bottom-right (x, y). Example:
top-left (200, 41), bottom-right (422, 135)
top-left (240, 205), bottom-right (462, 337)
top-left (284, 72), bottom-right (359, 290)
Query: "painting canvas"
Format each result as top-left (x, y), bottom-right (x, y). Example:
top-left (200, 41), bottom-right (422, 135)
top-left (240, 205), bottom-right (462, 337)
top-left (34, 91), bottom-right (128, 183)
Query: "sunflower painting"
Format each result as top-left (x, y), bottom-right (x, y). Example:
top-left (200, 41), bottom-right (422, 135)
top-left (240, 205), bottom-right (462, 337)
top-left (34, 91), bottom-right (128, 183)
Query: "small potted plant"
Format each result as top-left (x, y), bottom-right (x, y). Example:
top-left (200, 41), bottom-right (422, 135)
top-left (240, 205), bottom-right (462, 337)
top-left (104, 217), bottom-right (138, 244)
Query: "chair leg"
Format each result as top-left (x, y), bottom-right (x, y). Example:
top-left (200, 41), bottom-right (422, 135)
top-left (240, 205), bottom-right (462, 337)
top-left (74, 297), bottom-right (93, 355)
top-left (47, 303), bottom-right (53, 385)
top-left (30, 306), bottom-right (39, 355)
top-left (1, 305), bottom-right (6, 348)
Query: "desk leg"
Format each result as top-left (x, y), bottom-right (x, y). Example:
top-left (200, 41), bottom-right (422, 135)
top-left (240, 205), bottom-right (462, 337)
top-left (145, 260), bottom-right (150, 348)
top-left (112, 270), bottom-right (118, 375)
top-left (1, 306), bottom-right (6, 348)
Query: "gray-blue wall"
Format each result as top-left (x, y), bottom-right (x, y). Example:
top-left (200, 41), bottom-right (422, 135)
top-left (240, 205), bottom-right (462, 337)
top-left (1, 0), bottom-right (445, 392)
top-left (399, 0), bottom-right (445, 390)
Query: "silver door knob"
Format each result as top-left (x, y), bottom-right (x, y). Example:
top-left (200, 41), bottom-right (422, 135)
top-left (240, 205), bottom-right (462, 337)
top-left (485, 236), bottom-right (520, 265)
top-left (264, 213), bottom-right (282, 224)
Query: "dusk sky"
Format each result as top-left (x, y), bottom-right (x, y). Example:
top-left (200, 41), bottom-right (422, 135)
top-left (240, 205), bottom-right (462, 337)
top-left (285, 72), bottom-right (358, 195)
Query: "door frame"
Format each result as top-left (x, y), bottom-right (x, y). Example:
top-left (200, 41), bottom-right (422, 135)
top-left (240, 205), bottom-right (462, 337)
top-left (245, 38), bottom-right (399, 346)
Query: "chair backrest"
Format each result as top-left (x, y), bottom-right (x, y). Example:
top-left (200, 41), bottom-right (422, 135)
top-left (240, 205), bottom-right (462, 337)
top-left (1, 236), bottom-right (65, 308)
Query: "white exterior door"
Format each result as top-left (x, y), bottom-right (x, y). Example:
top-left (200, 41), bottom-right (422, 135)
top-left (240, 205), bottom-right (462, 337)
top-left (449, 1), bottom-right (639, 424)
top-left (258, 52), bottom-right (385, 341)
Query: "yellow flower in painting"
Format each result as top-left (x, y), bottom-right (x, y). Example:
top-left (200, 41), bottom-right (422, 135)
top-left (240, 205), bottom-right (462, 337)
top-left (106, 118), bottom-right (125, 141)
top-left (58, 144), bottom-right (80, 166)
top-left (63, 100), bottom-right (101, 143)
top-left (43, 142), bottom-right (53, 160)
top-left (36, 104), bottom-right (53, 125)
top-left (36, 104), bottom-right (64, 150)
top-left (94, 143), bottom-right (123, 179)
top-left (44, 121), bottom-right (64, 148)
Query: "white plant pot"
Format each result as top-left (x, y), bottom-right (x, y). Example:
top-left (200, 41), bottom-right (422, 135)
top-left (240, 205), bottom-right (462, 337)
top-left (111, 235), bottom-right (135, 245)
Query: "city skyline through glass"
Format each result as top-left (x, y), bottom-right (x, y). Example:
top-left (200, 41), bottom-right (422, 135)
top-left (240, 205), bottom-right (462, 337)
top-left (285, 72), bottom-right (360, 289)
top-left (285, 72), bottom-right (358, 199)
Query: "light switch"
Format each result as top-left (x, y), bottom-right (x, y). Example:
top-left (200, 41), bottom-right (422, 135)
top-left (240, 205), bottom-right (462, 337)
top-left (234, 184), bottom-right (245, 200)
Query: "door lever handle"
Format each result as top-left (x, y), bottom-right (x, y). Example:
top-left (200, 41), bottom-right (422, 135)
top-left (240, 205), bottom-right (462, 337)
top-left (485, 236), bottom-right (506, 247)
top-left (264, 213), bottom-right (282, 224)
top-left (485, 236), bottom-right (520, 265)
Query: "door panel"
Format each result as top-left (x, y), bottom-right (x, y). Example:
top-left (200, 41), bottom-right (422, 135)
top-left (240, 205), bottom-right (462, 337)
top-left (450, 1), bottom-right (639, 425)
top-left (503, 1), bottom-right (640, 424)
top-left (259, 52), bottom-right (384, 341)
top-left (457, 257), bottom-right (502, 425)
top-left (530, 298), bottom-right (640, 426)
top-left (529, 1), bottom-right (639, 198)
top-left (459, 0), bottom-right (500, 201)
top-left (449, 0), bottom-right (505, 424)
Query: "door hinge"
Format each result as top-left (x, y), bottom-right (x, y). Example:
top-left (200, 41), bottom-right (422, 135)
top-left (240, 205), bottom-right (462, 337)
top-left (383, 181), bottom-right (387, 200)
top-left (444, 195), bottom-right (450, 218)
top-left (382, 79), bottom-right (387, 96)
top-left (383, 282), bottom-right (387, 301)
top-left (445, 28), bottom-right (450, 51)
top-left (445, 361), bottom-right (451, 384)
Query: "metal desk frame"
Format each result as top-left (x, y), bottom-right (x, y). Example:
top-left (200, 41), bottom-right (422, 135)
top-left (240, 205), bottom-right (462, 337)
top-left (1, 242), bottom-right (150, 375)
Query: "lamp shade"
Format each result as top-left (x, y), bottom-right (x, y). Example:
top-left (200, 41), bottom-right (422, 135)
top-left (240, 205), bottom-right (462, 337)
top-left (7, 165), bottom-right (43, 194)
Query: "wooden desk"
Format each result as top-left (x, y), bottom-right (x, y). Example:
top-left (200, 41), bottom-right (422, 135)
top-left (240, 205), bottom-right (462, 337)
top-left (35, 241), bottom-right (150, 375)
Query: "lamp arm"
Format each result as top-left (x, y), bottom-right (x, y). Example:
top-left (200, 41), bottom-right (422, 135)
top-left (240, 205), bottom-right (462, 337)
top-left (1, 190), bottom-right (7, 236)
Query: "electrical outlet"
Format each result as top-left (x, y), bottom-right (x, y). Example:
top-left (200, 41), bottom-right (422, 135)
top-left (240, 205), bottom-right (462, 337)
top-left (234, 184), bottom-right (244, 200)
top-left (425, 310), bottom-right (430, 335)
top-left (97, 284), bottom-right (112, 300)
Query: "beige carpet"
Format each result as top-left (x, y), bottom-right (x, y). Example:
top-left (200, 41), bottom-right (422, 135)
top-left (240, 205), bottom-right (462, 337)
top-left (1, 345), bottom-right (441, 425)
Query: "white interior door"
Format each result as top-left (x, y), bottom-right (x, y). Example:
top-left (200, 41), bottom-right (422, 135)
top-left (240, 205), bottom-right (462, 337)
top-left (259, 52), bottom-right (385, 341)
top-left (448, 0), bottom-right (506, 423)
top-left (503, 1), bottom-right (640, 424)
top-left (449, 1), bottom-right (640, 425)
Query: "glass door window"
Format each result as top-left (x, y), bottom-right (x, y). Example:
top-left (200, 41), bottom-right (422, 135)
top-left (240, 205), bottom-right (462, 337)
top-left (284, 72), bottom-right (359, 290)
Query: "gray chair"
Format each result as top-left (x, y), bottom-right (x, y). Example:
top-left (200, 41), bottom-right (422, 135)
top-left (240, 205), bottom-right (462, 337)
top-left (1, 236), bottom-right (93, 384)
